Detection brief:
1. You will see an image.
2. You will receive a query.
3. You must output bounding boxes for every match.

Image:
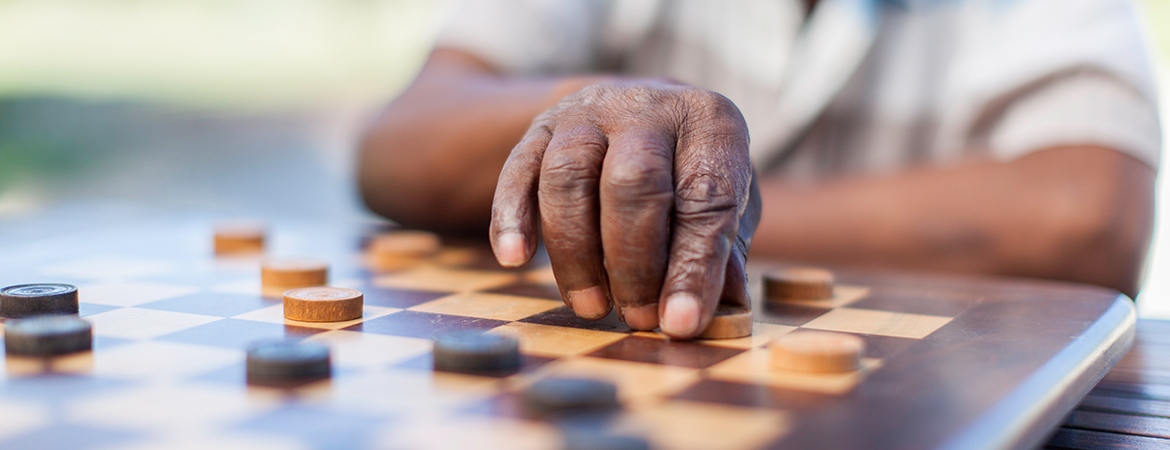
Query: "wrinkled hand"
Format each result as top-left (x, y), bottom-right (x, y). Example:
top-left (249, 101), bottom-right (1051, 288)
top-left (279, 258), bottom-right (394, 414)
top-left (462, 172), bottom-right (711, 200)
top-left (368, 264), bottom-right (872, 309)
top-left (490, 81), bottom-right (761, 339)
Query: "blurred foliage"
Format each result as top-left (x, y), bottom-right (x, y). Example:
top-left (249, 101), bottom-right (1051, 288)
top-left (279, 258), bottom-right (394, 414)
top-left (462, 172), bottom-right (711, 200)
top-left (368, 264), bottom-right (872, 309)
top-left (0, 0), bottom-right (452, 110)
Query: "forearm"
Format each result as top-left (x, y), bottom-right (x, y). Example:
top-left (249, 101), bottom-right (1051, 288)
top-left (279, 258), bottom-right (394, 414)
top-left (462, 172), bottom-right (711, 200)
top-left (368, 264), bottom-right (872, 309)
top-left (751, 147), bottom-right (1154, 297)
top-left (358, 50), bottom-right (598, 234)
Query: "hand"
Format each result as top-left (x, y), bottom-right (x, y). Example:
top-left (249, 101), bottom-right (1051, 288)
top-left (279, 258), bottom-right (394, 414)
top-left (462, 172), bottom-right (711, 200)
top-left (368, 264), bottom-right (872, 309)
top-left (489, 80), bottom-right (761, 339)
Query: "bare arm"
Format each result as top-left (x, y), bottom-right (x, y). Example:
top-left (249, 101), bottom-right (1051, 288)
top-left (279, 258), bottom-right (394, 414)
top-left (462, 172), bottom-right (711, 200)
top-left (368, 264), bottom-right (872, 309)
top-left (358, 49), bottom-right (604, 235)
top-left (752, 146), bottom-right (1155, 298)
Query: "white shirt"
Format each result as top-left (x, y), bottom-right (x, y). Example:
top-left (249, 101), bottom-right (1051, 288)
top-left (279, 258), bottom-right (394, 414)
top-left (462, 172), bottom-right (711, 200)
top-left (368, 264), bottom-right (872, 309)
top-left (436, 0), bottom-right (1161, 180)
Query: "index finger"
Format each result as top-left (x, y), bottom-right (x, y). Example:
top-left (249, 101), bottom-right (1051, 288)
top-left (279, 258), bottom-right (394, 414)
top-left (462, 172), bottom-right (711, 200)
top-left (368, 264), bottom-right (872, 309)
top-left (490, 125), bottom-right (554, 267)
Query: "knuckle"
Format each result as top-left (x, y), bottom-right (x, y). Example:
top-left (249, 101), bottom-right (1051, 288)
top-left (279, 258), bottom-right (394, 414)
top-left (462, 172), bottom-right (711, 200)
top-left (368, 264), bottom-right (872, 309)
top-left (605, 156), bottom-right (673, 198)
top-left (675, 172), bottom-right (738, 216)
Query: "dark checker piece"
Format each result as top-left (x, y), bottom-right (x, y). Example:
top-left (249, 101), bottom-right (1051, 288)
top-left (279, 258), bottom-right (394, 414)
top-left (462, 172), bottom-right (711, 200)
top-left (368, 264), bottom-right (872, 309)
top-left (0, 283), bottom-right (79, 318)
top-left (5, 315), bottom-right (92, 356)
top-left (432, 330), bottom-right (520, 374)
top-left (523, 377), bottom-right (619, 418)
top-left (246, 340), bottom-right (331, 384)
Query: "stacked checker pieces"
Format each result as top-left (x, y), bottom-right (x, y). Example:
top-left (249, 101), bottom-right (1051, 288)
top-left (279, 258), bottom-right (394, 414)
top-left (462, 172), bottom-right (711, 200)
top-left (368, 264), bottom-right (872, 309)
top-left (0, 222), bottom-right (967, 450)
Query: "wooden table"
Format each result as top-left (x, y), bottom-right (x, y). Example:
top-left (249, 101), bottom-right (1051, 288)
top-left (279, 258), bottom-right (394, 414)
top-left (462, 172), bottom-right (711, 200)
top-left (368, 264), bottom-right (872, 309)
top-left (1041, 319), bottom-right (1170, 449)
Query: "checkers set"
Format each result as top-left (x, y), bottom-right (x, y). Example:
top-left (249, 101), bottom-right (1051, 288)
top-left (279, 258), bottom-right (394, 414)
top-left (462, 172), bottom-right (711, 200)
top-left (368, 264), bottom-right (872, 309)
top-left (0, 212), bottom-right (1136, 450)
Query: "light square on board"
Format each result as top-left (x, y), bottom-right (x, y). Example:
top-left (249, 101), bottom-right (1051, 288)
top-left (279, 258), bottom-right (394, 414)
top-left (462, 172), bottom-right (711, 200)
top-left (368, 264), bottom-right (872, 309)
top-left (375, 414), bottom-right (560, 450)
top-left (66, 383), bottom-right (278, 433)
top-left (700, 322), bottom-right (798, 349)
top-left (85, 308), bottom-right (222, 340)
top-left (704, 348), bottom-right (882, 395)
top-left (231, 304), bottom-right (400, 330)
top-left (320, 370), bottom-right (498, 417)
top-left (489, 322), bottom-right (627, 358)
top-left (534, 356), bottom-right (701, 405)
top-left (40, 255), bottom-right (177, 280)
top-left (79, 282), bottom-right (201, 307)
top-left (409, 293), bottom-right (561, 322)
top-left (373, 266), bottom-right (517, 293)
top-left (800, 307), bottom-right (953, 339)
top-left (0, 401), bottom-right (50, 442)
top-left (307, 330), bottom-right (433, 370)
top-left (54, 341), bottom-right (241, 380)
top-left (615, 400), bottom-right (791, 450)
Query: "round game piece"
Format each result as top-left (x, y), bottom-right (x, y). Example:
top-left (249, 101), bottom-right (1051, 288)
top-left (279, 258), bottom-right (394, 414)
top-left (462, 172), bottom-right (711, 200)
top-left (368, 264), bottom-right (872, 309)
top-left (5, 315), bottom-right (92, 356)
top-left (368, 230), bottom-right (441, 271)
top-left (763, 267), bottom-right (835, 301)
top-left (695, 304), bottom-right (753, 339)
top-left (770, 330), bottom-right (865, 373)
top-left (261, 259), bottom-right (328, 290)
top-left (246, 340), bottom-right (331, 384)
top-left (523, 377), bottom-right (619, 418)
top-left (563, 434), bottom-right (649, 450)
top-left (283, 287), bottom-right (364, 322)
top-left (214, 223), bottom-right (266, 255)
top-left (432, 330), bottom-right (520, 374)
top-left (0, 283), bottom-right (79, 319)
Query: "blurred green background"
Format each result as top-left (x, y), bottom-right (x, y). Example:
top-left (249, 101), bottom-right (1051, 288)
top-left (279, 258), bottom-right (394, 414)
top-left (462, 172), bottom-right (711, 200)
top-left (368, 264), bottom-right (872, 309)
top-left (0, 0), bottom-right (1168, 314)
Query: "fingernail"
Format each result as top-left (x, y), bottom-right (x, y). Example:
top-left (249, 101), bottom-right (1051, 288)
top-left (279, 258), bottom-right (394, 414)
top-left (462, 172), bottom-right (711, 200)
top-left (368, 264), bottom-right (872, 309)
top-left (622, 304), bottom-right (659, 331)
top-left (569, 287), bottom-right (609, 319)
top-left (496, 233), bottom-right (527, 267)
top-left (661, 294), bottom-right (701, 337)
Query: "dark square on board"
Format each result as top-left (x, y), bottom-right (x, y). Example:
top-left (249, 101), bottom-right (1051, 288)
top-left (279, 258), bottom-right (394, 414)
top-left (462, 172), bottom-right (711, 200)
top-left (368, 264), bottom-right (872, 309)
top-left (520, 306), bottom-right (631, 333)
top-left (359, 287), bottom-right (450, 309)
top-left (344, 310), bottom-right (508, 339)
top-left (137, 292), bottom-right (275, 318)
top-left (158, 318), bottom-right (320, 350)
top-left (586, 336), bottom-right (743, 369)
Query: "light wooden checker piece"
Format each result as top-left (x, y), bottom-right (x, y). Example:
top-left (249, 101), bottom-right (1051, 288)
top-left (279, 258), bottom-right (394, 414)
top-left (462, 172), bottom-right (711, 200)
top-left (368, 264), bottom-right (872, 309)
top-left (769, 330), bottom-right (865, 373)
top-left (367, 230), bottom-right (441, 271)
top-left (696, 305), bottom-right (753, 340)
top-left (261, 258), bottom-right (328, 297)
top-left (763, 267), bottom-right (835, 301)
top-left (213, 222), bottom-right (266, 255)
top-left (284, 287), bottom-right (364, 322)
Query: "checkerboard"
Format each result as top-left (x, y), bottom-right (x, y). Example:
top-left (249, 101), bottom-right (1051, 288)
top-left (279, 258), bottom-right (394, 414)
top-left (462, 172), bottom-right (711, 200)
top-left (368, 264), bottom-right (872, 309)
top-left (0, 211), bottom-right (1136, 450)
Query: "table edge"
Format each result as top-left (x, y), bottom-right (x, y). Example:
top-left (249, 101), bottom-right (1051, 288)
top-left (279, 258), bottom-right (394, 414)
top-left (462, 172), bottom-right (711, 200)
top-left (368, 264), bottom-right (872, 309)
top-left (940, 295), bottom-right (1137, 450)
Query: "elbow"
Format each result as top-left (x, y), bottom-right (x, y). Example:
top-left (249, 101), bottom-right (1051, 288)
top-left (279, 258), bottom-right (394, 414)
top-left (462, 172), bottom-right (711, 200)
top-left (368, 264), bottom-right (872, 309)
top-left (1044, 173), bottom-right (1154, 299)
top-left (357, 124), bottom-right (491, 236)
top-left (357, 125), bottom-right (435, 229)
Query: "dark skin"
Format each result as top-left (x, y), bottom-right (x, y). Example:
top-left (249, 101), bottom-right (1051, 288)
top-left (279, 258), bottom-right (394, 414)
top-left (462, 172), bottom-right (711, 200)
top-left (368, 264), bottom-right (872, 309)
top-left (360, 49), bottom-right (1155, 337)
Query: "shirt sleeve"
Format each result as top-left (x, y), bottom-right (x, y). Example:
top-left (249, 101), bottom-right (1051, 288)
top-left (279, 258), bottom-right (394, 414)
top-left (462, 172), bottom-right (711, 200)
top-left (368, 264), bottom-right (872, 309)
top-left (988, 70), bottom-right (1161, 168)
top-left (940, 0), bottom-right (1162, 169)
top-left (433, 0), bottom-right (611, 75)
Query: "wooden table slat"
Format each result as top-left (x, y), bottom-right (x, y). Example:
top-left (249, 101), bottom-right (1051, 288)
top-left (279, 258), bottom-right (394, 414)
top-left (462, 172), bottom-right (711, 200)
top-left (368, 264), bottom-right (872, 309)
top-left (1061, 410), bottom-right (1170, 439)
top-left (1103, 368), bottom-right (1170, 387)
top-left (1091, 380), bottom-right (1170, 402)
top-left (1044, 427), bottom-right (1170, 450)
top-left (1077, 393), bottom-right (1170, 419)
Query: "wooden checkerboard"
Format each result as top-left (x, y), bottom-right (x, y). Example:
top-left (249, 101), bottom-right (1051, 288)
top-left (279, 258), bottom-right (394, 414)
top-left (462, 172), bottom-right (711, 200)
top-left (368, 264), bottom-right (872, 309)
top-left (0, 211), bottom-right (1135, 450)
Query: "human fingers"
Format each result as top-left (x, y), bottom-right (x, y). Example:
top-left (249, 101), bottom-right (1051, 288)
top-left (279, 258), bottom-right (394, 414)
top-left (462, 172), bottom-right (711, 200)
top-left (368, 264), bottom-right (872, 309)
top-left (490, 124), bottom-right (554, 267)
top-left (537, 124), bottom-right (612, 318)
top-left (658, 94), bottom-right (752, 338)
top-left (598, 129), bottom-right (677, 330)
